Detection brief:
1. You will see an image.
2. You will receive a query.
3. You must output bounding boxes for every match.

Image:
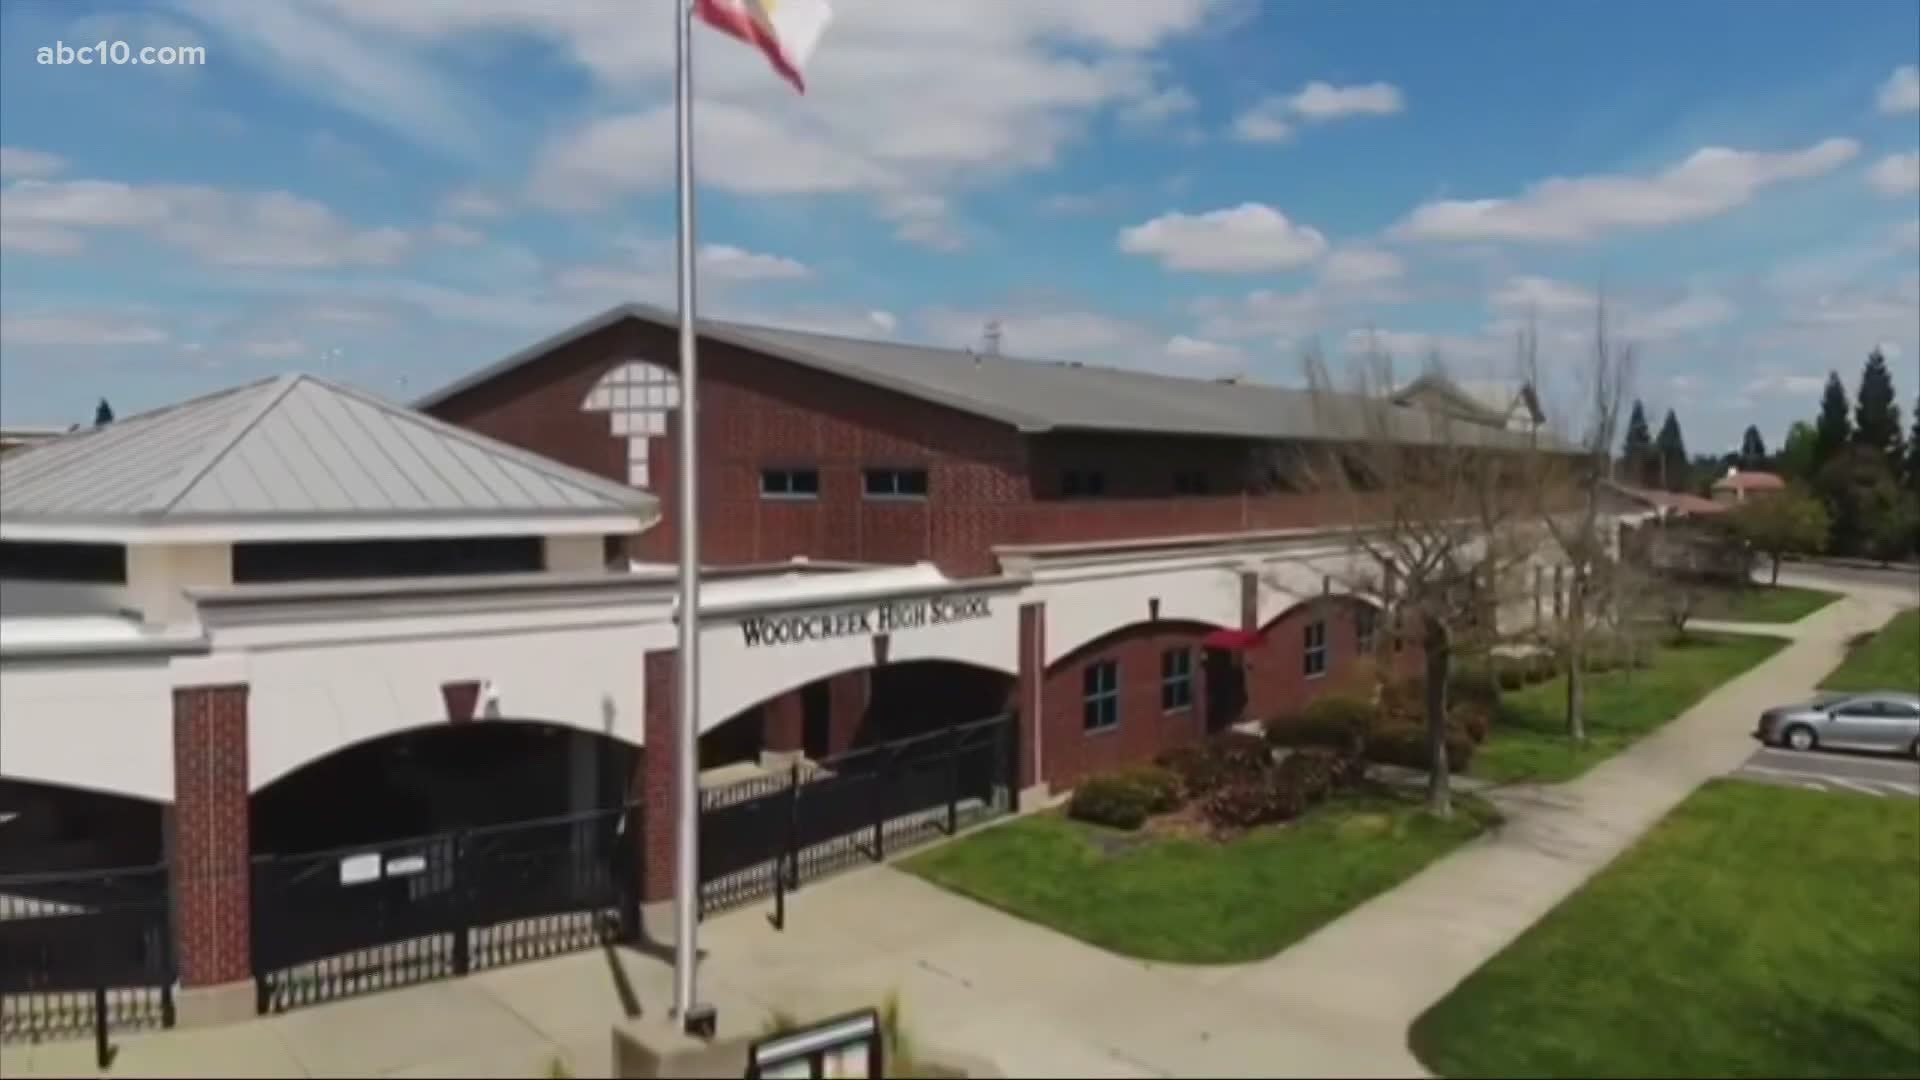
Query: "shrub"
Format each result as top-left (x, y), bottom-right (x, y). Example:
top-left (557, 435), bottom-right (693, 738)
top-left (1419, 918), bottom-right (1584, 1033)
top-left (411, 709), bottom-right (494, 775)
top-left (1151, 745), bottom-right (1211, 797)
top-left (1276, 748), bottom-right (1337, 805)
top-left (1450, 666), bottom-right (1499, 706)
top-left (1364, 722), bottom-right (1474, 773)
top-left (1497, 665), bottom-right (1529, 691)
top-left (1453, 705), bottom-right (1491, 744)
top-left (1202, 772), bottom-right (1307, 830)
top-left (1264, 694), bottom-right (1373, 749)
top-left (1113, 765), bottom-right (1182, 814)
top-left (1067, 773), bottom-right (1155, 830)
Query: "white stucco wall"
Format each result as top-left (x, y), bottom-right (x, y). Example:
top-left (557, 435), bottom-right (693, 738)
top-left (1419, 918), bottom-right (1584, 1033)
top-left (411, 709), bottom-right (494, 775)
top-left (1032, 564), bottom-right (1241, 663)
top-left (126, 543), bottom-right (232, 625)
top-left (544, 535), bottom-right (606, 573)
top-left (696, 587), bottom-right (1020, 728)
top-left (0, 653), bottom-right (175, 801)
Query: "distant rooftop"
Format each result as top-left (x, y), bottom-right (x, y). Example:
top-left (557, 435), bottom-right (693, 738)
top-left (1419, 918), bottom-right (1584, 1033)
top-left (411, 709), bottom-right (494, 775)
top-left (419, 303), bottom-right (1558, 451)
top-left (1711, 468), bottom-right (1785, 492)
top-left (1, 373), bottom-right (659, 544)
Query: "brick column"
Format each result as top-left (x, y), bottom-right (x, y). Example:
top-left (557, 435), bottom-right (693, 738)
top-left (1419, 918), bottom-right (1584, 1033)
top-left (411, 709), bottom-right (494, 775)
top-left (1015, 602), bottom-right (1046, 793)
top-left (639, 649), bottom-right (678, 904)
top-left (762, 693), bottom-right (803, 754)
top-left (171, 683), bottom-right (251, 997)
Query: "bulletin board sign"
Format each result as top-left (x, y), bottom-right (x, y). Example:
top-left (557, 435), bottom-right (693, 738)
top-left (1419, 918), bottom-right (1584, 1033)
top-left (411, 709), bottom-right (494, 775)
top-left (746, 1009), bottom-right (882, 1079)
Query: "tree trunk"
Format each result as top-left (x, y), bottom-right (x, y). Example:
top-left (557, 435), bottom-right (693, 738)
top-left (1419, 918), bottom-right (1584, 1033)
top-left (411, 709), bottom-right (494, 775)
top-left (1770, 553), bottom-right (1781, 586)
top-left (1566, 568), bottom-right (1588, 743)
top-left (1422, 615), bottom-right (1453, 820)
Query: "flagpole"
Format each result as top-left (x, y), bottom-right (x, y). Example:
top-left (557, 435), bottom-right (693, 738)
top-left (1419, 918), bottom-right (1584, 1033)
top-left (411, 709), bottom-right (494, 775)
top-left (671, 0), bottom-right (705, 1029)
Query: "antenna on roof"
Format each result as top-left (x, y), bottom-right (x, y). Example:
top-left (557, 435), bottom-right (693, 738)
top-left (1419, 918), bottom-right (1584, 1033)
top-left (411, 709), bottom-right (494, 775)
top-left (981, 320), bottom-right (1002, 357)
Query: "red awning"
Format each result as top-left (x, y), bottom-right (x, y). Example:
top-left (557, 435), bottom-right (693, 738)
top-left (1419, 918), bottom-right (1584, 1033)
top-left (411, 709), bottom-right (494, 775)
top-left (1201, 628), bottom-right (1263, 650)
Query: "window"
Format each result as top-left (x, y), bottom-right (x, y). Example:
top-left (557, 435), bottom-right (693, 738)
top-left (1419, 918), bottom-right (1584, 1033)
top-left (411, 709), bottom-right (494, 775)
top-left (863, 468), bottom-right (929, 499)
top-left (1082, 659), bottom-right (1120, 732)
top-left (0, 540), bottom-right (127, 584)
top-left (1173, 470), bottom-right (1210, 495)
top-left (1160, 647), bottom-right (1194, 713)
top-left (1355, 606), bottom-right (1378, 655)
top-left (232, 537), bottom-right (543, 583)
top-left (1303, 619), bottom-right (1329, 678)
top-left (1061, 469), bottom-right (1106, 499)
top-left (760, 467), bottom-right (820, 498)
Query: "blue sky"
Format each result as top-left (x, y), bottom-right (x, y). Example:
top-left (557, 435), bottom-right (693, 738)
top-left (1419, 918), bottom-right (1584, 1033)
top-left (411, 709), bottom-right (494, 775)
top-left (2, 0), bottom-right (1916, 454)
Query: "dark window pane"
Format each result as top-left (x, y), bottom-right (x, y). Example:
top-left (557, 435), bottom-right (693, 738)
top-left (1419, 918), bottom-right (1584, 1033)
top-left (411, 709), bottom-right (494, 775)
top-left (791, 469), bottom-right (819, 495)
top-left (898, 469), bottom-right (928, 496)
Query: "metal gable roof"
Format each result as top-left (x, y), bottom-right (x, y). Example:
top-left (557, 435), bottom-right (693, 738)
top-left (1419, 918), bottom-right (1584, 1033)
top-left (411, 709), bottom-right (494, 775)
top-left (417, 303), bottom-right (1552, 450)
top-left (0, 373), bottom-right (658, 530)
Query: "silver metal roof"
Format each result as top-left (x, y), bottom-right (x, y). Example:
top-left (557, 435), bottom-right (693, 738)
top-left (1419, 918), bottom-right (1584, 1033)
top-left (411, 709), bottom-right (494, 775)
top-left (417, 303), bottom-right (1547, 449)
top-left (1, 373), bottom-right (658, 530)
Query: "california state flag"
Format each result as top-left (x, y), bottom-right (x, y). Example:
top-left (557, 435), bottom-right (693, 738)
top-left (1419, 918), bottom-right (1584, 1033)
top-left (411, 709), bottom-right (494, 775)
top-left (695, 0), bottom-right (833, 93)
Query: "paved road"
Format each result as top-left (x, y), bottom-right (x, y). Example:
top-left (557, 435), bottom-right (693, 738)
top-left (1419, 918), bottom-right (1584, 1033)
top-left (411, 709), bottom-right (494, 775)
top-left (1774, 561), bottom-right (1919, 599)
top-left (1733, 744), bottom-right (1920, 798)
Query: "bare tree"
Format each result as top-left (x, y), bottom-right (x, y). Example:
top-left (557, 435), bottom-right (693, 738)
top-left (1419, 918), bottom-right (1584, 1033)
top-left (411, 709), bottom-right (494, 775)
top-left (1287, 339), bottom-right (1541, 818)
top-left (1530, 305), bottom-right (1634, 744)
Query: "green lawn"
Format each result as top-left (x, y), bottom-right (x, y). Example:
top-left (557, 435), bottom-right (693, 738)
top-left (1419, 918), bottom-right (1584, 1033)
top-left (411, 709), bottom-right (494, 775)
top-left (1410, 780), bottom-right (1920, 1078)
top-left (1822, 607), bottom-right (1920, 693)
top-left (1474, 632), bottom-right (1787, 785)
top-left (901, 791), bottom-right (1498, 965)
top-left (1709, 583), bottom-right (1840, 623)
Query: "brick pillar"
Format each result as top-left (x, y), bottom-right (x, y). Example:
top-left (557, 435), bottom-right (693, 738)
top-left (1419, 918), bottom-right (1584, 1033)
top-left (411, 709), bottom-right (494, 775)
top-left (1239, 570), bottom-right (1258, 631)
top-left (171, 683), bottom-right (250, 992)
top-left (1015, 602), bottom-right (1046, 792)
top-left (639, 649), bottom-right (677, 903)
top-left (826, 670), bottom-right (868, 755)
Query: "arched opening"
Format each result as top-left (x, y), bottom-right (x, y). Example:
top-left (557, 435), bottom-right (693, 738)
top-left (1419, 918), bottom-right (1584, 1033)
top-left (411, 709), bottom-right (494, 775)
top-left (700, 659), bottom-right (1015, 774)
top-left (0, 778), bottom-right (164, 875)
top-left (1040, 619), bottom-right (1231, 787)
top-left (251, 721), bottom-right (639, 856)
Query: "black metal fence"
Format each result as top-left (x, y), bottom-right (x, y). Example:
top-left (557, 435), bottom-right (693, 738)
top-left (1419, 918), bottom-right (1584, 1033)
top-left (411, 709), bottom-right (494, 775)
top-left (250, 804), bottom-right (636, 1013)
top-left (699, 714), bottom-right (1012, 915)
top-left (0, 864), bottom-right (174, 1045)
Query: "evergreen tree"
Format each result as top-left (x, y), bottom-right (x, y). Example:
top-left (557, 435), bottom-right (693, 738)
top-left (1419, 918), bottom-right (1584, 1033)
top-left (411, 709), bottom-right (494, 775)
top-left (1905, 399), bottom-right (1920, 495)
top-left (92, 398), bottom-right (114, 427)
top-left (1621, 399), bottom-right (1655, 486)
top-left (1654, 409), bottom-right (1690, 491)
top-left (1778, 421), bottom-right (1818, 481)
top-left (1739, 425), bottom-right (1768, 467)
top-left (1814, 371), bottom-right (1852, 468)
top-left (1853, 348), bottom-right (1903, 462)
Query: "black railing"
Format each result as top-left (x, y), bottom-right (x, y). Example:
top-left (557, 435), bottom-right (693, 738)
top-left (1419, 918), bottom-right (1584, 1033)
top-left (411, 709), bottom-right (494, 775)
top-left (250, 804), bottom-right (636, 1013)
top-left (0, 864), bottom-right (174, 1050)
top-left (698, 715), bottom-right (1012, 915)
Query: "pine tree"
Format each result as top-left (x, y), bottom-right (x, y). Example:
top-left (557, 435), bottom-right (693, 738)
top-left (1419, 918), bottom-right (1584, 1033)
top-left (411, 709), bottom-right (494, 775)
top-left (1621, 399), bottom-right (1654, 486)
top-left (1814, 371), bottom-right (1852, 468)
top-left (1905, 399), bottom-right (1920, 495)
top-left (1739, 425), bottom-right (1767, 467)
top-left (1853, 348), bottom-right (1903, 462)
top-left (1654, 409), bottom-right (1690, 491)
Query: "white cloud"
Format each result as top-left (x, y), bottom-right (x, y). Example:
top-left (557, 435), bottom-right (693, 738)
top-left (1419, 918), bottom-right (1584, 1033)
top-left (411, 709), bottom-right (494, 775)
top-left (1742, 374), bottom-right (1826, 397)
top-left (1396, 137), bottom-right (1860, 242)
top-left (1118, 203), bottom-right (1328, 272)
top-left (0, 147), bottom-right (66, 179)
top-left (699, 244), bottom-right (812, 281)
top-left (439, 189), bottom-right (505, 218)
top-left (1867, 151), bottom-right (1920, 196)
top-left (179, 0), bottom-right (490, 159)
top-left (1620, 294), bottom-right (1736, 340)
top-left (428, 222), bottom-right (484, 246)
top-left (1164, 334), bottom-right (1244, 369)
top-left (1285, 80), bottom-right (1405, 121)
top-left (1319, 247), bottom-right (1404, 286)
top-left (243, 339), bottom-right (305, 359)
top-left (751, 308), bottom-right (902, 338)
top-left (1340, 328), bottom-right (1509, 369)
top-left (1898, 218), bottom-right (1920, 251)
top-left (305, 130), bottom-right (385, 180)
top-left (1879, 64), bottom-right (1920, 114)
top-left (1119, 85), bottom-right (1197, 129)
top-left (1229, 100), bottom-right (1292, 143)
top-left (1230, 80), bottom-right (1403, 142)
top-left (0, 313), bottom-right (169, 347)
top-left (0, 178), bottom-right (412, 267)
top-left (1488, 274), bottom-right (1596, 315)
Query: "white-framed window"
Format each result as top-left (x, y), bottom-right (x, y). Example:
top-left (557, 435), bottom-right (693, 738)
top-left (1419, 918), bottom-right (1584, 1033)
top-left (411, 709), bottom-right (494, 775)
top-left (1356, 606), bottom-right (1378, 655)
top-left (862, 468), bottom-right (929, 499)
top-left (761, 467), bottom-right (820, 498)
top-left (1303, 618), bottom-right (1329, 678)
top-left (1083, 659), bottom-right (1120, 732)
top-left (1160, 647), bottom-right (1193, 713)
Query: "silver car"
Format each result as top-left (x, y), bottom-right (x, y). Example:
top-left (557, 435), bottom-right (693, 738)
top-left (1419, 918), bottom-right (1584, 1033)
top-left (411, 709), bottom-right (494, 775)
top-left (1755, 691), bottom-right (1920, 757)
